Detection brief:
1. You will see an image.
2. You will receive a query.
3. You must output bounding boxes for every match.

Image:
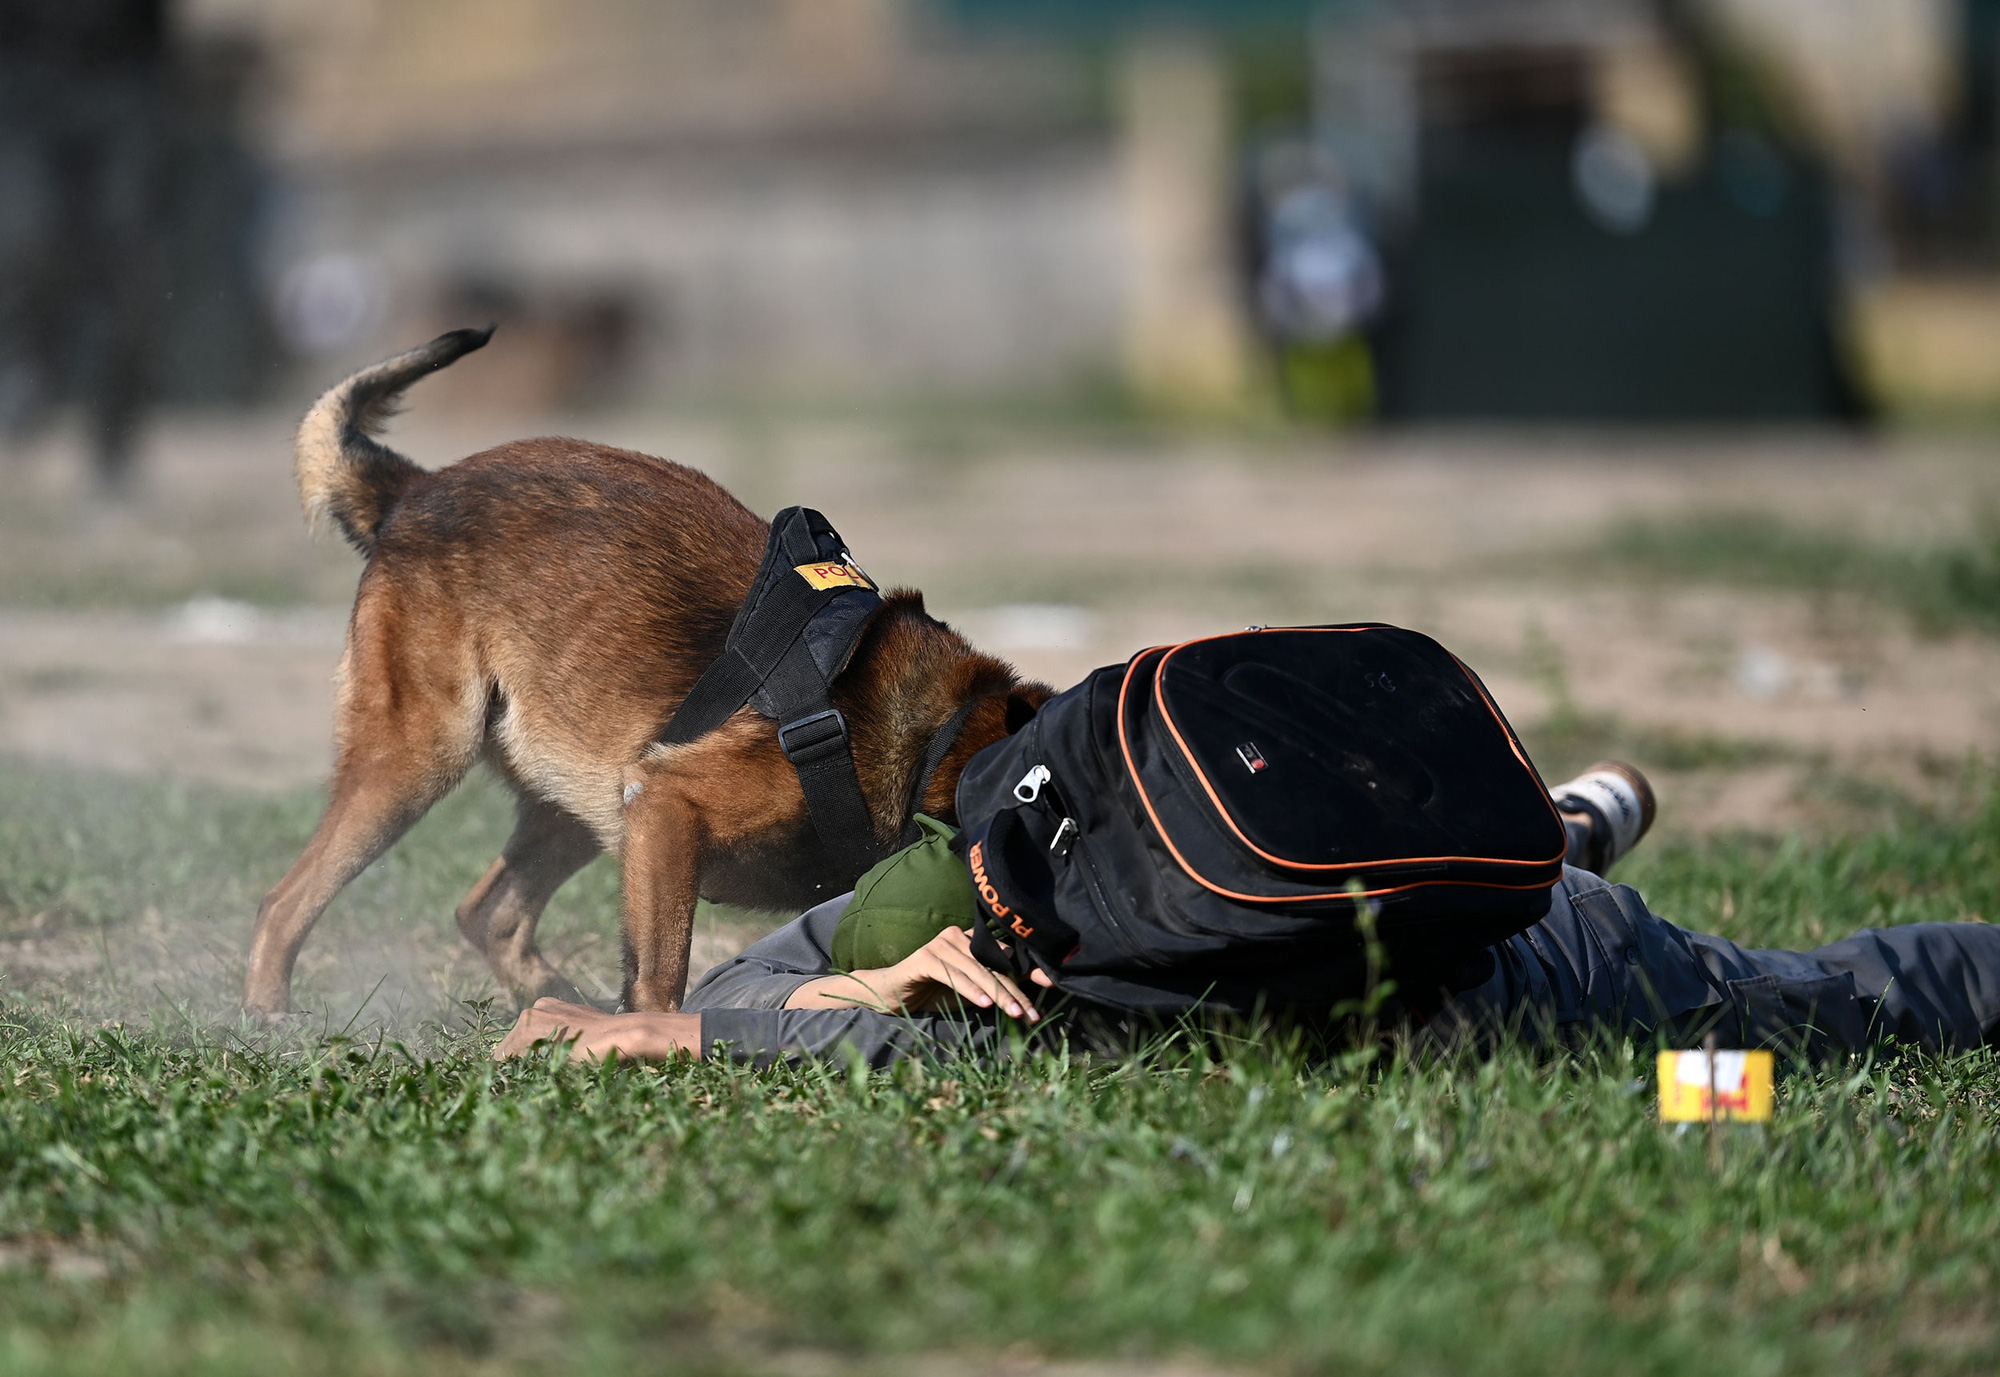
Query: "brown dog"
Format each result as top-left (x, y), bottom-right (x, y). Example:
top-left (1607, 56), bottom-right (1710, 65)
top-left (244, 329), bottom-right (1051, 1017)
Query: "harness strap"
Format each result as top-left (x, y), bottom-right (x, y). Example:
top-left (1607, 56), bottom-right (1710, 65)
top-left (659, 515), bottom-right (850, 747)
top-left (656, 507), bottom-right (886, 882)
top-left (761, 628), bottom-right (880, 875)
top-left (899, 690), bottom-right (994, 845)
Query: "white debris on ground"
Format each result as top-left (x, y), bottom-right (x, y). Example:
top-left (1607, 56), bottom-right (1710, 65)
top-left (166, 596), bottom-right (266, 644)
top-left (966, 603), bottom-right (1097, 651)
top-left (164, 597), bottom-right (347, 647)
top-left (1735, 644), bottom-right (1863, 702)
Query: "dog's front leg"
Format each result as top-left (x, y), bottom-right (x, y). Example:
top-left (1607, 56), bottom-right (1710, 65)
top-left (617, 768), bottom-right (706, 1012)
top-left (618, 717), bottom-right (813, 1011)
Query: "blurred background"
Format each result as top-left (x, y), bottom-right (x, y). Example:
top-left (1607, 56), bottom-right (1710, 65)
top-left (17, 0), bottom-right (2000, 438)
top-left (9, 0), bottom-right (2000, 1022)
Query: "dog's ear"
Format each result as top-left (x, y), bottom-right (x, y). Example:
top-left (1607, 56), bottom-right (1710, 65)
top-left (1003, 684), bottom-right (1051, 735)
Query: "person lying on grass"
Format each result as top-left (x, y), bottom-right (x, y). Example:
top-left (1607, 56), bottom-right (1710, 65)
top-left (495, 764), bottom-right (2000, 1067)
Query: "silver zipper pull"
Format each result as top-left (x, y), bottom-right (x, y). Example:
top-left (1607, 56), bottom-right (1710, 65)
top-left (1050, 817), bottom-right (1079, 857)
top-left (1014, 764), bottom-right (1051, 803)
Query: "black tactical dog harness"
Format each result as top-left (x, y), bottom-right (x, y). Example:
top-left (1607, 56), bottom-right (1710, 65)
top-left (658, 506), bottom-right (979, 888)
top-left (660, 506), bottom-right (996, 880)
top-left (658, 507), bottom-right (883, 880)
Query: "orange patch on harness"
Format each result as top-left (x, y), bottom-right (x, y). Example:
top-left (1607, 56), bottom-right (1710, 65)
top-left (795, 561), bottom-right (873, 591)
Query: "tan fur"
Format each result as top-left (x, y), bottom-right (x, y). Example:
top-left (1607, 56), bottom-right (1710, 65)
top-left (246, 331), bottom-right (1051, 1017)
top-left (295, 327), bottom-right (491, 552)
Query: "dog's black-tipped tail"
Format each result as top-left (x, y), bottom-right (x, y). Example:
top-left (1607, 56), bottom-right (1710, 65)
top-left (294, 326), bottom-right (495, 554)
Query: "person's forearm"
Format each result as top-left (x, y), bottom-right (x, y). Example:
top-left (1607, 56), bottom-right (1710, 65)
top-left (784, 972), bottom-right (902, 1012)
top-left (611, 1011), bottom-right (706, 1060)
top-left (783, 930), bottom-right (1048, 1020)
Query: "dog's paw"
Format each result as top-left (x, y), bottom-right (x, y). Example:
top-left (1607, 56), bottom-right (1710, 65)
top-left (520, 974), bottom-right (601, 1013)
top-left (241, 1005), bottom-right (311, 1033)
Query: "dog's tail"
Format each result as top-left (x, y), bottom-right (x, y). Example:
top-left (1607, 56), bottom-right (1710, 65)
top-left (294, 326), bottom-right (494, 554)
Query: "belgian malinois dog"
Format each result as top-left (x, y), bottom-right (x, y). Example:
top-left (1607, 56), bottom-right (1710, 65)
top-left (245, 329), bottom-right (1049, 1017)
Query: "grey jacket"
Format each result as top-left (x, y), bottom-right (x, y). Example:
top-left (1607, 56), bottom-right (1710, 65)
top-left (685, 896), bottom-right (1016, 1068)
top-left (687, 870), bottom-right (2000, 1066)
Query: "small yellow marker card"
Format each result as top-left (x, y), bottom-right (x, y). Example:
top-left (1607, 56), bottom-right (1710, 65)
top-left (1658, 1048), bottom-right (1774, 1123)
top-left (794, 561), bottom-right (874, 592)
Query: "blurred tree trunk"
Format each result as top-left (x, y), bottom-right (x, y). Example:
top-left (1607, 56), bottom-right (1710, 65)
top-left (1118, 30), bottom-right (1255, 413)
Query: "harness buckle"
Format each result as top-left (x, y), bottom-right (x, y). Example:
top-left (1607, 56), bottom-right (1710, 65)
top-left (778, 708), bottom-right (850, 765)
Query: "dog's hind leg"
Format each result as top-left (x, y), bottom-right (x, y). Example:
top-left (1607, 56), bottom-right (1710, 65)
top-left (455, 794), bottom-right (602, 1009)
top-left (244, 762), bottom-right (463, 1018)
top-left (244, 602), bottom-right (485, 1017)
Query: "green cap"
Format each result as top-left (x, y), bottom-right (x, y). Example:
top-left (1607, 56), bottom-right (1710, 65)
top-left (830, 814), bottom-right (981, 973)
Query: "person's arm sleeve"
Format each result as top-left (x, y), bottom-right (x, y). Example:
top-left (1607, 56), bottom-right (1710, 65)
top-left (682, 894), bottom-right (852, 1012)
top-left (681, 893), bottom-right (1010, 1067)
top-left (697, 1005), bottom-right (1002, 1069)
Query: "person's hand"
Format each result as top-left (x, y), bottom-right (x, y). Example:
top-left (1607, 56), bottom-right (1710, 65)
top-left (785, 926), bottom-right (1055, 1021)
top-left (493, 998), bottom-right (704, 1062)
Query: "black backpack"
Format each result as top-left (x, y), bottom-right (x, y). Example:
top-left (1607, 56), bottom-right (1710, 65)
top-left (956, 624), bottom-right (1568, 1017)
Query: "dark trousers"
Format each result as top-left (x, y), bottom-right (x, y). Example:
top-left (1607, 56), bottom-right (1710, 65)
top-left (1436, 867), bottom-right (2000, 1056)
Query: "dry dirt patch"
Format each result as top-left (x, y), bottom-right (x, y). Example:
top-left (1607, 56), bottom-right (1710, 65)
top-left (6, 416), bottom-right (1997, 832)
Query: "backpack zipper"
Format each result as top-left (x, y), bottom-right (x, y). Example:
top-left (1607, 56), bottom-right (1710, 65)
top-left (1009, 754), bottom-right (1143, 963)
top-left (1065, 822), bottom-right (1145, 962)
top-left (1014, 760), bottom-right (1079, 858)
top-left (1013, 764), bottom-right (1051, 803)
top-left (1049, 816), bottom-right (1079, 857)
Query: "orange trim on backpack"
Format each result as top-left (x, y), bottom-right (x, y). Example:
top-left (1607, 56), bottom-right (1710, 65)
top-left (1114, 630), bottom-right (1567, 906)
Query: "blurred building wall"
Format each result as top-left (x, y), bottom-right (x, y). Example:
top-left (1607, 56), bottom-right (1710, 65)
top-left (169, 0), bottom-right (2000, 419)
top-left (186, 0), bottom-right (1128, 407)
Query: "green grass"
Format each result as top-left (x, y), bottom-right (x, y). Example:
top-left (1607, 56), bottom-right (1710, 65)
top-left (1596, 511), bottom-right (2000, 633)
top-left (0, 757), bottom-right (769, 1029)
top-left (0, 482), bottom-right (359, 611)
top-left (4, 757), bottom-right (2000, 1374)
